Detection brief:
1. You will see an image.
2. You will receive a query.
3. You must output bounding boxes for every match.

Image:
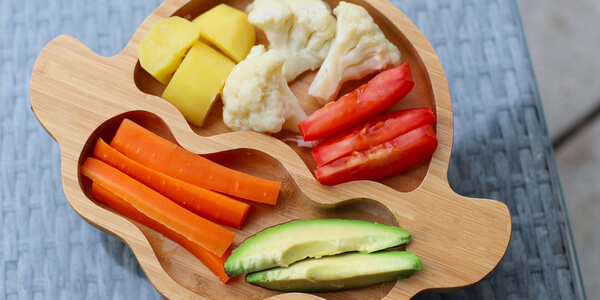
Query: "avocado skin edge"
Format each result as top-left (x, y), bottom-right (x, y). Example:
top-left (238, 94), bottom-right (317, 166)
top-left (224, 219), bottom-right (412, 277)
top-left (245, 251), bottom-right (423, 292)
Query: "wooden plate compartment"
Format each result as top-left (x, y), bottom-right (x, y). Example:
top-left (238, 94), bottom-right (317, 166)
top-left (77, 110), bottom-right (402, 299)
top-left (29, 0), bottom-right (512, 299)
top-left (133, 0), bottom-right (437, 192)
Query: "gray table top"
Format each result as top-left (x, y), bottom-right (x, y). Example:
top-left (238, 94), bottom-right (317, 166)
top-left (0, 0), bottom-right (586, 299)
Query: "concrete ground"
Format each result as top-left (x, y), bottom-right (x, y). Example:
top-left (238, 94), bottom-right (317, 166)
top-left (516, 0), bottom-right (600, 298)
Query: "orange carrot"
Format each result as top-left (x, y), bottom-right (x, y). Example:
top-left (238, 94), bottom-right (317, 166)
top-left (81, 157), bottom-right (235, 258)
top-left (93, 138), bottom-right (251, 229)
top-left (91, 182), bottom-right (232, 283)
top-left (109, 119), bottom-right (280, 205)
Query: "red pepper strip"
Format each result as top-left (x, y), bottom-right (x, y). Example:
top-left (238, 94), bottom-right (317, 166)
top-left (314, 125), bottom-right (438, 186)
top-left (298, 62), bottom-right (414, 141)
top-left (311, 107), bottom-right (435, 167)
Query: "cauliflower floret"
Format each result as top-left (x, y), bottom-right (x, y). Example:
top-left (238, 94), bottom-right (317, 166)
top-left (246, 0), bottom-right (336, 82)
top-left (308, 1), bottom-right (401, 105)
top-left (222, 45), bottom-right (308, 133)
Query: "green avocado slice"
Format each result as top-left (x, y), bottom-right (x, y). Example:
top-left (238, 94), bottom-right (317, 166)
top-left (246, 251), bottom-right (423, 292)
top-left (224, 219), bottom-right (411, 277)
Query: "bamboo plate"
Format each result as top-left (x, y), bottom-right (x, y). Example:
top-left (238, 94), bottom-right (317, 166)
top-left (29, 0), bottom-right (512, 298)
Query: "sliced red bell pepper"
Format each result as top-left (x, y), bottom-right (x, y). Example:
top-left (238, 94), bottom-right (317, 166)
top-left (298, 62), bottom-right (415, 141)
top-left (311, 107), bottom-right (435, 167)
top-left (314, 125), bottom-right (438, 186)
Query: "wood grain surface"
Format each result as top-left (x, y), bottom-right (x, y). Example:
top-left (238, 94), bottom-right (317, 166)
top-left (29, 0), bottom-right (512, 298)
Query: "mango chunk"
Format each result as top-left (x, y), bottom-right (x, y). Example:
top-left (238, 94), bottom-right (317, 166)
top-left (138, 16), bottom-right (200, 85)
top-left (192, 4), bottom-right (255, 63)
top-left (162, 41), bottom-right (236, 127)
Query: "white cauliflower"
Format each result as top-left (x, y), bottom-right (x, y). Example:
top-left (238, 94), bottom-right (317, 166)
top-left (246, 0), bottom-right (336, 82)
top-left (222, 45), bottom-right (308, 133)
top-left (308, 1), bottom-right (401, 105)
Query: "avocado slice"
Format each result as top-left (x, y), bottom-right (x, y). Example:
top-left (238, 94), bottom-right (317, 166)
top-left (224, 219), bottom-right (411, 277)
top-left (246, 251), bottom-right (423, 292)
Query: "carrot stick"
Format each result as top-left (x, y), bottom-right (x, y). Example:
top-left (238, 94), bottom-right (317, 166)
top-left (93, 138), bottom-right (251, 229)
top-left (81, 157), bottom-right (235, 258)
top-left (91, 182), bottom-right (232, 283)
top-left (109, 119), bottom-right (280, 205)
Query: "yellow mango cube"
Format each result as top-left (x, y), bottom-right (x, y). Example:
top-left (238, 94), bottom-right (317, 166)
top-left (192, 4), bottom-right (255, 63)
top-left (138, 16), bottom-right (200, 85)
top-left (162, 41), bottom-right (236, 127)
